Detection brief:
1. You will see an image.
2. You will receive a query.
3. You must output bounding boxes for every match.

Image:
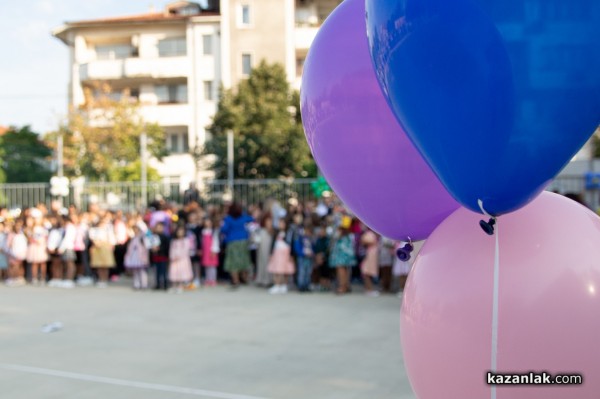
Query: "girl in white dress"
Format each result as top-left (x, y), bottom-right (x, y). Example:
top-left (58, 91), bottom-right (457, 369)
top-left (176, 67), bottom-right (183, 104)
top-left (26, 217), bottom-right (49, 285)
top-left (7, 221), bottom-right (27, 286)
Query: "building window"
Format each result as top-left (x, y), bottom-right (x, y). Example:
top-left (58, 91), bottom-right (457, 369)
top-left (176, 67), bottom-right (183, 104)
top-left (242, 53), bottom-right (252, 76)
top-left (96, 44), bottom-right (133, 60)
top-left (155, 84), bottom-right (188, 104)
top-left (158, 37), bottom-right (187, 57)
top-left (203, 35), bottom-right (213, 55)
top-left (92, 87), bottom-right (139, 102)
top-left (296, 57), bottom-right (305, 77)
top-left (239, 4), bottom-right (251, 26)
top-left (129, 88), bottom-right (140, 100)
top-left (204, 81), bottom-right (214, 101)
top-left (169, 4), bottom-right (201, 16)
top-left (170, 134), bottom-right (179, 153)
top-left (167, 132), bottom-right (189, 154)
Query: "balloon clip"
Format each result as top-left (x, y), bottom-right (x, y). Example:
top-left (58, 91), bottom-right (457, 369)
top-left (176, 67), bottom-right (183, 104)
top-left (479, 217), bottom-right (496, 236)
top-left (396, 237), bottom-right (414, 262)
top-left (477, 199), bottom-right (496, 236)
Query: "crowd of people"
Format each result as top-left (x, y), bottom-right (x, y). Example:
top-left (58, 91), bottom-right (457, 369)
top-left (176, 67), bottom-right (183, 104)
top-left (0, 195), bottom-right (420, 296)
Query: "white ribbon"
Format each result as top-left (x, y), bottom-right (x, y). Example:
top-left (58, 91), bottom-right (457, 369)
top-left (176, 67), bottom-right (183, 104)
top-left (478, 199), bottom-right (499, 399)
top-left (491, 221), bottom-right (499, 399)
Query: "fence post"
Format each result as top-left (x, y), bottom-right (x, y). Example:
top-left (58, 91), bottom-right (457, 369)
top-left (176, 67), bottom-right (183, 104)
top-left (141, 132), bottom-right (148, 209)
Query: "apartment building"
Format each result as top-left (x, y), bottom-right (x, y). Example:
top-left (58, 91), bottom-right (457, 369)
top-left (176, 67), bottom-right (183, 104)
top-left (53, 0), bottom-right (341, 183)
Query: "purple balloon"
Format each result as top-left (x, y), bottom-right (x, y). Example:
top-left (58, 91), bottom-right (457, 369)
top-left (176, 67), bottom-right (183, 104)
top-left (300, 0), bottom-right (458, 240)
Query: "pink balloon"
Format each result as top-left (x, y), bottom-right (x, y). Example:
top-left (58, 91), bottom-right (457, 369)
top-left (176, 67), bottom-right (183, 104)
top-left (300, 0), bottom-right (458, 240)
top-left (402, 192), bottom-right (600, 398)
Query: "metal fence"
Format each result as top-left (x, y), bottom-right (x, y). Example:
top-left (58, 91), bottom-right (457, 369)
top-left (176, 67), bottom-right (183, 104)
top-left (0, 175), bottom-right (595, 211)
top-left (0, 178), bottom-right (319, 211)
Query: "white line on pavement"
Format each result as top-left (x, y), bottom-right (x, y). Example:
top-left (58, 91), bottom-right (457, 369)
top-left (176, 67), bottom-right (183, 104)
top-left (0, 363), bottom-right (273, 399)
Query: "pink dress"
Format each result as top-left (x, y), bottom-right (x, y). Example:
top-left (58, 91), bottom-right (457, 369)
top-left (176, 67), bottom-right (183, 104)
top-left (201, 229), bottom-right (219, 267)
top-left (267, 233), bottom-right (295, 275)
top-left (124, 235), bottom-right (149, 269)
top-left (361, 245), bottom-right (379, 277)
top-left (360, 231), bottom-right (378, 277)
top-left (26, 226), bottom-right (48, 263)
top-left (169, 238), bottom-right (193, 282)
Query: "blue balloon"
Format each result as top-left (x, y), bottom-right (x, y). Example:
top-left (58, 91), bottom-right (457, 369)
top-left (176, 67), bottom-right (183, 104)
top-left (366, 0), bottom-right (600, 216)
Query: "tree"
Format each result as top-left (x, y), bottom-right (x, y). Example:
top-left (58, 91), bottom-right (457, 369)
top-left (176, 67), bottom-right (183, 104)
top-left (46, 84), bottom-right (165, 182)
top-left (0, 126), bottom-right (52, 182)
top-left (204, 61), bottom-right (316, 179)
top-left (107, 159), bottom-right (161, 182)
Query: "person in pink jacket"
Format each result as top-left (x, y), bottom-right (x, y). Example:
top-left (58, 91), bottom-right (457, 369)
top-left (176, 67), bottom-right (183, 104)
top-left (201, 218), bottom-right (219, 287)
top-left (169, 225), bottom-right (193, 293)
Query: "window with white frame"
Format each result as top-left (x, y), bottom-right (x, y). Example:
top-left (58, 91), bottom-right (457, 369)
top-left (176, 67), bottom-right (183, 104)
top-left (96, 43), bottom-right (133, 60)
top-left (167, 131), bottom-right (189, 154)
top-left (155, 84), bottom-right (188, 104)
top-left (157, 37), bottom-right (187, 57)
top-left (296, 57), bottom-right (305, 77)
top-left (202, 35), bottom-right (213, 55)
top-left (239, 4), bottom-right (251, 27)
top-left (204, 81), bottom-right (214, 101)
top-left (241, 53), bottom-right (252, 76)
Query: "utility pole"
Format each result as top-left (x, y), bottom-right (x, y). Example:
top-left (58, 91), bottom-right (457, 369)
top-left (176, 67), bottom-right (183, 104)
top-left (227, 130), bottom-right (234, 199)
top-left (58, 134), bottom-right (64, 178)
top-left (141, 132), bottom-right (148, 209)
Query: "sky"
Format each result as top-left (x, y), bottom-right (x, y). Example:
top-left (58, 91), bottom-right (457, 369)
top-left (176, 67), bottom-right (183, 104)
top-left (0, 0), bottom-right (163, 135)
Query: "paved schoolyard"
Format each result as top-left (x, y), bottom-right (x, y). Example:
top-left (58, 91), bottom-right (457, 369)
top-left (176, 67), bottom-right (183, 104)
top-left (0, 284), bottom-right (415, 399)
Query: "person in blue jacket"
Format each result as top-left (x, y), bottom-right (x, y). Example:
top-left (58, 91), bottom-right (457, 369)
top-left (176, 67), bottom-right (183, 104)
top-left (220, 202), bottom-right (253, 288)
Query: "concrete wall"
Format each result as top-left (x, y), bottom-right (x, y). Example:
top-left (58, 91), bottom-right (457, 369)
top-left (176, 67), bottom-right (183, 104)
top-left (224, 0), bottom-right (294, 88)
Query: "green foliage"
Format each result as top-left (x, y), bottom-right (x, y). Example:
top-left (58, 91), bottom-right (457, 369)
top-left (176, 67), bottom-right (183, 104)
top-left (593, 127), bottom-right (600, 158)
top-left (46, 84), bottom-right (167, 182)
top-left (311, 176), bottom-right (331, 198)
top-left (0, 126), bottom-right (52, 182)
top-left (204, 61), bottom-right (316, 179)
top-left (107, 160), bottom-right (161, 182)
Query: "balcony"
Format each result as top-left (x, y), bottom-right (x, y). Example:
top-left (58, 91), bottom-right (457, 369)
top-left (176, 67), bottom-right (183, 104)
top-left (139, 103), bottom-right (192, 126)
top-left (295, 26), bottom-right (319, 51)
top-left (125, 57), bottom-right (190, 78)
top-left (79, 57), bottom-right (190, 81)
top-left (80, 59), bottom-right (123, 80)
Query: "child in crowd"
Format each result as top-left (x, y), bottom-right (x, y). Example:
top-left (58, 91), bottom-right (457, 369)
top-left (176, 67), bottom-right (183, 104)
top-left (47, 216), bottom-right (64, 287)
top-left (89, 214), bottom-right (116, 288)
top-left (169, 224), bottom-right (193, 293)
top-left (312, 225), bottom-right (330, 291)
top-left (254, 213), bottom-right (274, 288)
top-left (294, 223), bottom-right (314, 292)
top-left (378, 237), bottom-right (395, 293)
top-left (150, 222), bottom-right (170, 291)
top-left (74, 213), bottom-right (93, 286)
top-left (124, 225), bottom-right (150, 290)
top-left (58, 214), bottom-right (77, 288)
top-left (360, 229), bottom-right (379, 296)
top-left (0, 222), bottom-right (8, 281)
top-left (7, 221), bottom-right (27, 287)
top-left (26, 216), bottom-right (49, 286)
top-left (267, 219), bottom-right (295, 294)
top-left (186, 212), bottom-right (203, 288)
top-left (201, 217), bottom-right (219, 287)
top-left (329, 216), bottom-right (357, 295)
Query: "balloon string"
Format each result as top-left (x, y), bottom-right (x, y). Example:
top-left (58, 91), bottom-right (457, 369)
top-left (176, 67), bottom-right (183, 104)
top-left (491, 221), bottom-right (500, 399)
top-left (478, 199), bottom-right (492, 218)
